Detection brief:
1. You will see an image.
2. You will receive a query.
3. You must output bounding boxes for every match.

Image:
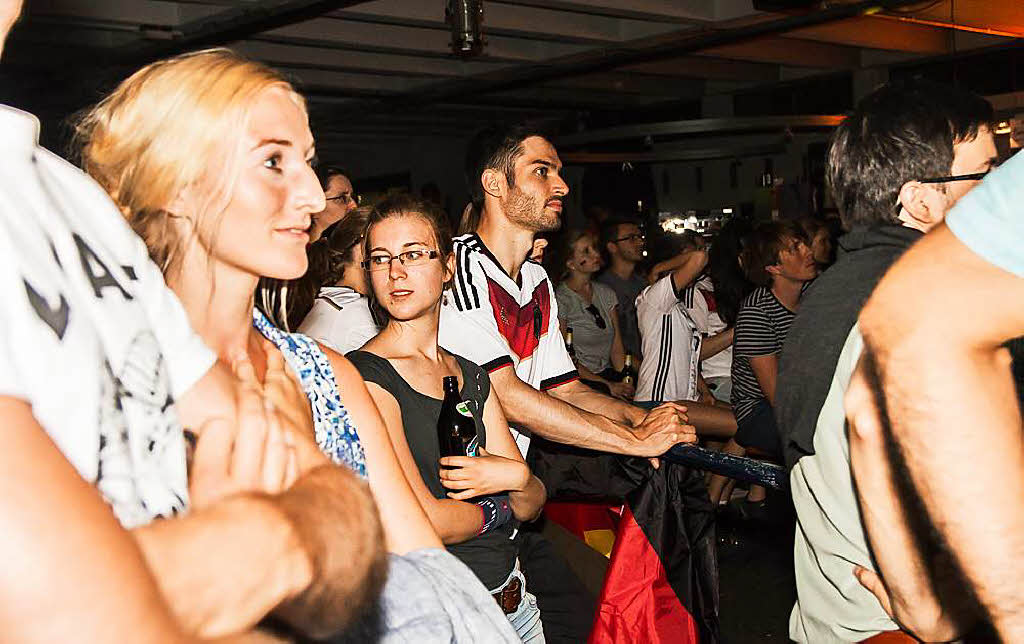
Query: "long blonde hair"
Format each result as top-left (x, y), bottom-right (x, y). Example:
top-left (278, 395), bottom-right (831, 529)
top-left (75, 48), bottom-right (305, 274)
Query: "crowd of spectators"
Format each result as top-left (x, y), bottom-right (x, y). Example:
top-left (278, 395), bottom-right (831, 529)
top-left (3, 0), bottom-right (1024, 640)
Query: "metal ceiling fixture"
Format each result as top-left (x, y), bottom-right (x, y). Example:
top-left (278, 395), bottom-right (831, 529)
top-left (445, 0), bottom-right (485, 57)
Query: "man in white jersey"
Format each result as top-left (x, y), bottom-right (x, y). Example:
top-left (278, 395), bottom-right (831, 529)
top-left (439, 123), bottom-right (696, 642)
top-left (440, 126), bottom-right (692, 458)
top-left (0, 2), bottom-right (384, 640)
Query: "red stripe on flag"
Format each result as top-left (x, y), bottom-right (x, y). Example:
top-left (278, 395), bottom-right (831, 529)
top-left (588, 505), bottom-right (699, 644)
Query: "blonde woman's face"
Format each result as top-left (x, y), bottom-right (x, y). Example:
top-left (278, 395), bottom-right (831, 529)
top-left (209, 86), bottom-right (324, 280)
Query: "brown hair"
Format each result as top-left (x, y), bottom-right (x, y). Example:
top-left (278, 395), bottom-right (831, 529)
top-left (740, 221), bottom-right (807, 287)
top-left (365, 193), bottom-right (453, 265)
top-left (75, 48), bottom-right (304, 275)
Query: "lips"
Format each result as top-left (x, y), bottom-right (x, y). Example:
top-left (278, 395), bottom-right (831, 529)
top-left (274, 226), bottom-right (310, 242)
top-left (546, 199), bottom-right (563, 212)
top-left (390, 289), bottom-right (413, 298)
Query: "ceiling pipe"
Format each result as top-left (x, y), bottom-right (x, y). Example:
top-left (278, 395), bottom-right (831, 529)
top-left (331, 0), bottom-right (927, 116)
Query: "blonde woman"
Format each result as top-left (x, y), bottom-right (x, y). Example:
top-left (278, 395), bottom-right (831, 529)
top-left (77, 48), bottom-right (518, 642)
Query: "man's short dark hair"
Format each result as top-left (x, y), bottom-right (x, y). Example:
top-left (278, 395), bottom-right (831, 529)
top-left (464, 122), bottom-right (550, 207)
top-left (599, 217), bottom-right (640, 250)
top-left (827, 79), bottom-right (993, 230)
top-left (316, 164), bottom-right (349, 190)
top-left (741, 221), bottom-right (807, 287)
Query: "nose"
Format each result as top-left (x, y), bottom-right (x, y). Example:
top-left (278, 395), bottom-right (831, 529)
top-left (295, 162), bottom-right (326, 216)
top-left (388, 255), bottom-right (407, 281)
top-left (552, 172), bottom-right (569, 197)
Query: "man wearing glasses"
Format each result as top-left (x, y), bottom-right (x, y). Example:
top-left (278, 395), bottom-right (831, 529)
top-left (597, 219), bottom-right (648, 359)
top-left (776, 79), bottom-right (996, 643)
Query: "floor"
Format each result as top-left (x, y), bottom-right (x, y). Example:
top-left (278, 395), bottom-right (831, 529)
top-left (716, 490), bottom-right (798, 643)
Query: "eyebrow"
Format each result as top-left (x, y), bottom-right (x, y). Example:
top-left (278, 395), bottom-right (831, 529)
top-left (528, 158), bottom-right (562, 170)
top-left (253, 138), bottom-right (317, 159)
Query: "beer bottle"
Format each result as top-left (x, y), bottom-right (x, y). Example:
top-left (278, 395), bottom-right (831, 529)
top-left (622, 353), bottom-right (637, 385)
top-left (565, 326), bottom-right (576, 360)
top-left (437, 376), bottom-right (478, 459)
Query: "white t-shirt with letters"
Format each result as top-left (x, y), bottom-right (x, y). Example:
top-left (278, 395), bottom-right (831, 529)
top-left (0, 105), bottom-right (216, 529)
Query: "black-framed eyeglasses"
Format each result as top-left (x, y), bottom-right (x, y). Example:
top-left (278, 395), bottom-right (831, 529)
top-left (919, 171), bottom-right (990, 184)
top-left (361, 249), bottom-right (439, 271)
top-left (613, 233), bottom-right (645, 243)
top-left (327, 193), bottom-right (359, 204)
top-left (585, 304), bottom-right (607, 329)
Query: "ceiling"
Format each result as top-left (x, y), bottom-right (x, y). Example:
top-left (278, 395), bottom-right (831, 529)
top-left (4, 0), bottom-right (1022, 154)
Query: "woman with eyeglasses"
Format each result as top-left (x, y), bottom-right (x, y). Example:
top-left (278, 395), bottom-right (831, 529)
top-left (551, 229), bottom-right (634, 400)
top-left (311, 165), bottom-right (358, 242)
top-left (347, 194), bottom-right (547, 642)
top-left (298, 205), bottom-right (382, 354)
top-left (77, 48), bottom-right (520, 642)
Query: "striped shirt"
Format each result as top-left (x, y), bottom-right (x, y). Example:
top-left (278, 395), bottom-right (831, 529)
top-left (634, 274), bottom-right (702, 403)
top-left (731, 287), bottom-right (796, 422)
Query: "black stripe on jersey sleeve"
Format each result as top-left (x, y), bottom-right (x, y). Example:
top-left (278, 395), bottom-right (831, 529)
top-left (481, 355), bottom-right (515, 373)
top-left (653, 314), bottom-right (672, 401)
top-left (463, 242), bottom-right (480, 308)
top-left (541, 369), bottom-right (579, 391)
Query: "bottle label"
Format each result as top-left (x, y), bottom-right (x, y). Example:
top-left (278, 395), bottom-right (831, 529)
top-left (464, 435), bottom-right (479, 457)
top-left (456, 401), bottom-right (473, 418)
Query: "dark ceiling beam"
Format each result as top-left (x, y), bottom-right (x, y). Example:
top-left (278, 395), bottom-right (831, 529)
top-left (329, 0), bottom-right (925, 119)
top-left (114, 0), bottom-right (373, 65)
top-left (557, 115), bottom-right (844, 146)
top-left (488, 0), bottom-right (704, 25)
top-left (562, 143), bottom-right (788, 164)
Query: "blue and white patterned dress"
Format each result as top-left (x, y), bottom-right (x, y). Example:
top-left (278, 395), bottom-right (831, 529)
top-left (252, 308), bottom-right (366, 478)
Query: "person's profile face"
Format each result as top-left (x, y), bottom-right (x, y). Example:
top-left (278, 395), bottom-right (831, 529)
top-left (773, 236), bottom-right (818, 283)
top-left (944, 125), bottom-right (997, 208)
top-left (200, 86), bottom-right (324, 281)
top-left (365, 214), bottom-right (450, 322)
top-left (311, 174), bottom-right (356, 241)
top-left (502, 136), bottom-right (568, 233)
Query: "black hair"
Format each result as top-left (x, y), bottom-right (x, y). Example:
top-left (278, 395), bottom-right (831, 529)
top-left (827, 78), bottom-right (993, 230)
top-left (464, 122), bottom-right (551, 208)
top-left (316, 164), bottom-right (349, 189)
top-left (708, 217), bottom-right (754, 326)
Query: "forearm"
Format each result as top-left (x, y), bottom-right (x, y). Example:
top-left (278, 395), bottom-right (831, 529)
top-left (422, 497), bottom-right (485, 545)
top-left (551, 379), bottom-right (644, 425)
top-left (509, 475), bottom-right (546, 522)
top-left (134, 495), bottom-right (313, 638)
top-left (500, 379), bottom-right (640, 454)
top-left (700, 328), bottom-right (734, 360)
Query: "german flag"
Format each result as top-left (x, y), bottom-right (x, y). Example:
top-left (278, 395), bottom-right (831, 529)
top-left (528, 439), bottom-right (719, 643)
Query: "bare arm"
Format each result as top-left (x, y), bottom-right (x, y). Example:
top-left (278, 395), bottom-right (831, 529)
top-left (648, 249), bottom-right (708, 288)
top-left (846, 354), bottom-right (975, 641)
top-left (477, 388), bottom-right (546, 522)
top-left (700, 327), bottom-right (734, 361)
top-left (365, 381), bottom-right (486, 545)
top-left (608, 304), bottom-right (626, 372)
top-left (748, 353), bottom-right (778, 406)
top-left (325, 350), bottom-right (443, 554)
top-left (549, 377), bottom-right (643, 424)
top-left (489, 365), bottom-right (694, 455)
top-left (0, 398), bottom-right (192, 643)
top-left (856, 223), bottom-right (1024, 642)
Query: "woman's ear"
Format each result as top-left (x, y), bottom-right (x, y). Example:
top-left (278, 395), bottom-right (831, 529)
top-left (444, 250), bottom-right (456, 283)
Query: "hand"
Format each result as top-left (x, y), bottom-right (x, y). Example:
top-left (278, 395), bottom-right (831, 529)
top-left (237, 346), bottom-right (327, 473)
top-left (608, 380), bottom-right (635, 401)
top-left (629, 402), bottom-right (697, 460)
top-left (854, 565), bottom-right (895, 620)
top-left (438, 447), bottom-right (531, 499)
top-left (188, 376), bottom-right (298, 510)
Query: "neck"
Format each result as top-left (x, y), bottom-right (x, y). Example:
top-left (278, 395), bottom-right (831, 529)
top-left (377, 303), bottom-right (444, 361)
top-left (771, 276), bottom-right (804, 311)
top-left (609, 256), bottom-right (637, 280)
top-left (167, 240), bottom-right (259, 361)
top-left (477, 202), bottom-right (534, 282)
top-left (565, 271), bottom-right (591, 292)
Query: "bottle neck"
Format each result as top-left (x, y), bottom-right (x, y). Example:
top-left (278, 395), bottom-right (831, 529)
top-left (443, 376), bottom-right (459, 395)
